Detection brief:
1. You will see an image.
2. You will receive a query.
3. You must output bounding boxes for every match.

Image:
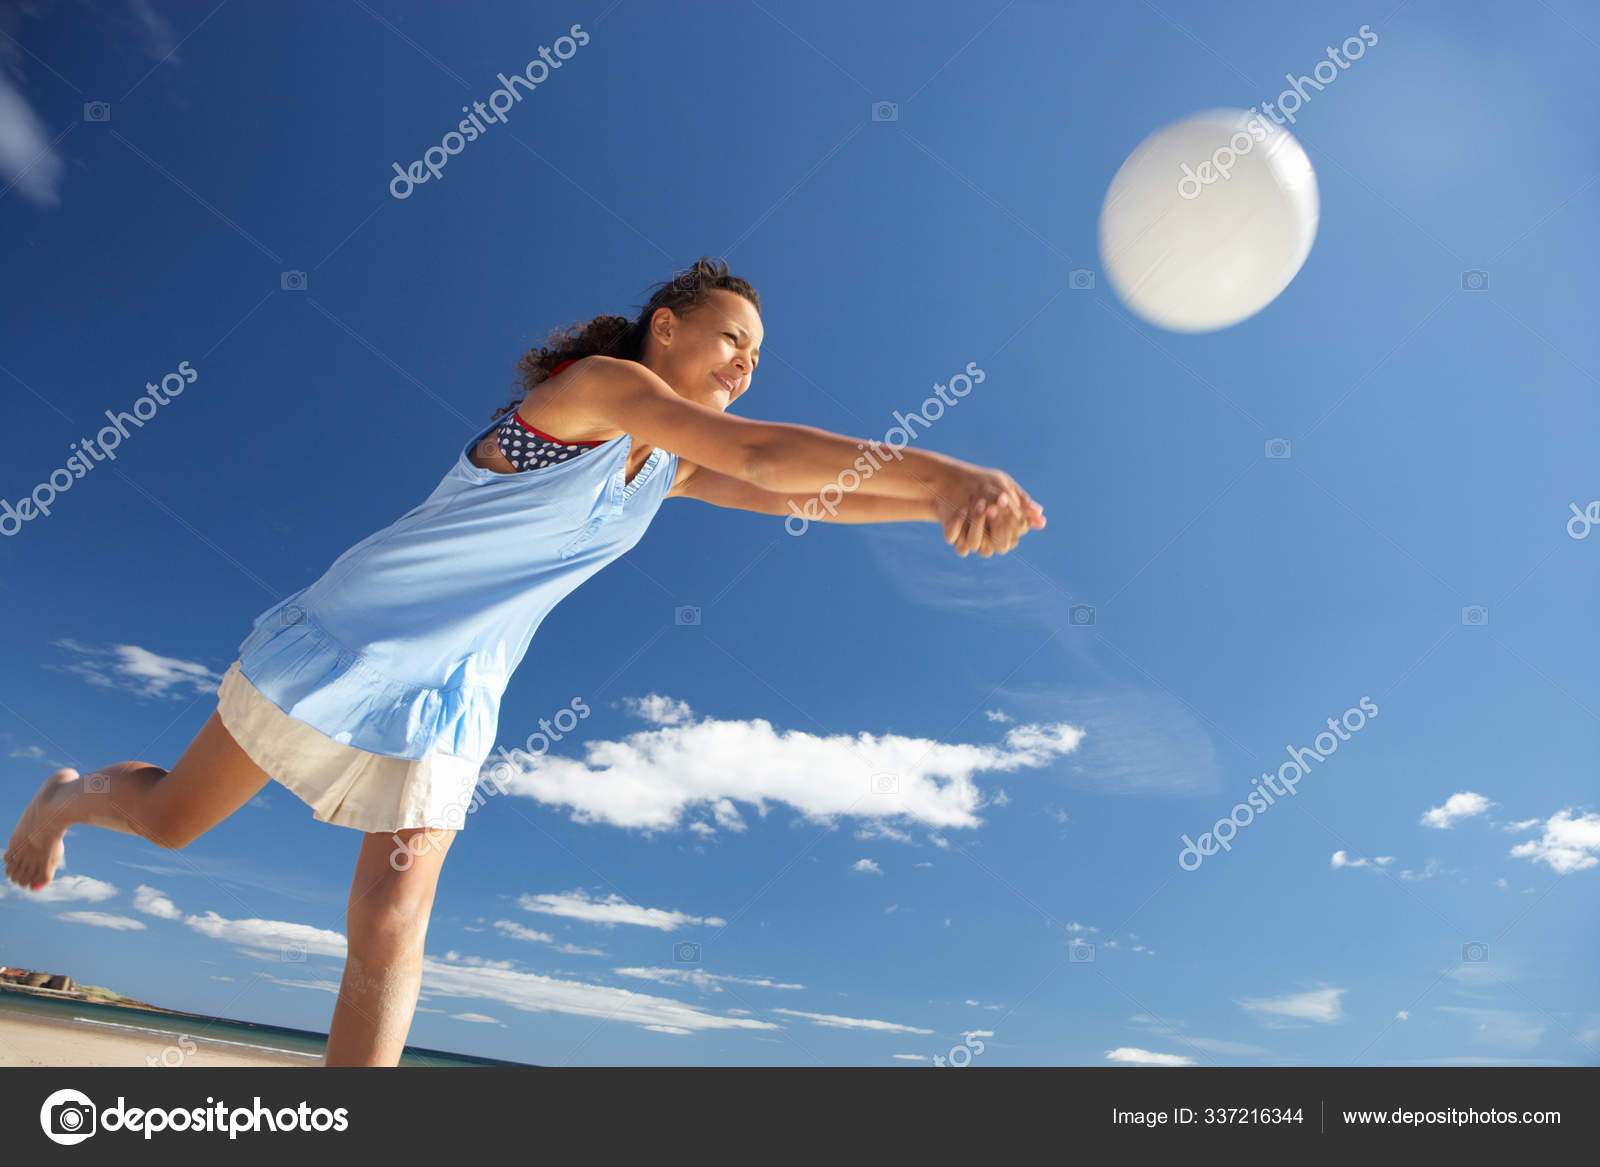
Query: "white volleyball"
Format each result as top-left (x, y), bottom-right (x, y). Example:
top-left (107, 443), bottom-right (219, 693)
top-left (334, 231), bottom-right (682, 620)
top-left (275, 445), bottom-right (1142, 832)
top-left (1098, 108), bottom-right (1319, 332)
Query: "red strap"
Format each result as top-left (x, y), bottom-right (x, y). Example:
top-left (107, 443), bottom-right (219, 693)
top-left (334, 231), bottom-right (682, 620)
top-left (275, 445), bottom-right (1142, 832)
top-left (511, 412), bottom-right (601, 446)
top-left (510, 357), bottom-right (599, 445)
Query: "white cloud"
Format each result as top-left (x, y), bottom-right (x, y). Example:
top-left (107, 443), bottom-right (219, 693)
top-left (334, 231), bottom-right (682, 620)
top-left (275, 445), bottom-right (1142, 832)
top-left (984, 710), bottom-right (1013, 723)
top-left (420, 953), bottom-right (778, 1034)
top-left (517, 889), bottom-right (725, 931)
top-left (851, 859), bottom-right (882, 875)
top-left (1575, 1015), bottom-right (1600, 1049)
top-left (1239, 987), bottom-right (1346, 1027)
top-left (1179, 1036), bottom-right (1268, 1056)
top-left (892, 1053), bottom-right (930, 1061)
top-left (492, 920), bottom-right (554, 944)
top-left (1331, 851), bottom-right (1395, 872)
top-left (182, 910), bottom-right (349, 958)
top-left (485, 699), bottom-right (1084, 833)
top-left (1399, 858), bottom-right (1446, 882)
top-left (1504, 819), bottom-right (1540, 833)
top-left (1508, 810), bottom-right (1600, 874)
top-left (450, 1013), bottom-right (501, 1024)
top-left (884, 904), bottom-right (898, 914)
top-left (57, 911), bottom-right (146, 930)
top-left (0, 874), bottom-right (118, 903)
top-left (1437, 1006), bottom-right (1546, 1051)
top-left (613, 968), bottom-right (804, 991)
top-left (855, 821), bottom-right (912, 844)
top-left (132, 885), bottom-right (182, 920)
top-left (436, 951), bottom-right (516, 970)
top-left (1396, 1010), bottom-right (1410, 1021)
top-left (620, 694), bottom-right (694, 726)
top-left (200, 914), bottom-right (781, 1034)
top-left (260, 973), bottom-right (341, 994)
top-left (51, 639), bottom-right (221, 700)
top-left (1106, 1047), bottom-right (1196, 1066)
top-left (1446, 954), bottom-right (1518, 986)
top-left (770, 1007), bottom-right (933, 1035)
top-left (1420, 792), bottom-right (1493, 829)
top-left (1026, 688), bottom-right (1223, 796)
top-left (0, 66), bottom-right (64, 207)
top-left (9, 745), bottom-right (45, 759)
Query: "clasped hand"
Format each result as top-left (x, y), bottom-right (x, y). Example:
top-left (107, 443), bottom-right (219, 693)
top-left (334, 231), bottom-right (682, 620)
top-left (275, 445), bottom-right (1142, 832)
top-left (935, 470), bottom-right (1046, 558)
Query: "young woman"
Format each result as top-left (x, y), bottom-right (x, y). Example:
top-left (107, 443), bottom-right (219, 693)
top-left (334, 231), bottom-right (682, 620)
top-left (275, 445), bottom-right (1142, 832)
top-left (4, 258), bottom-right (1045, 1065)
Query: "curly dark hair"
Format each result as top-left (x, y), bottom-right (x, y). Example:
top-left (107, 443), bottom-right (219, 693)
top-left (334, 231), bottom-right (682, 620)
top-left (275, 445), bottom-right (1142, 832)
top-left (492, 256), bottom-right (762, 420)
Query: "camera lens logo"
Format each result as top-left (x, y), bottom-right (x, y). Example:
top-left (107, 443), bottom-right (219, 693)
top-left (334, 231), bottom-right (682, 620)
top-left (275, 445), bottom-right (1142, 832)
top-left (40, 1088), bottom-right (97, 1145)
top-left (1068, 604), bottom-right (1095, 627)
top-left (83, 102), bottom-right (111, 122)
top-left (675, 605), bottom-right (701, 626)
top-left (1068, 269), bottom-right (1096, 290)
top-left (281, 270), bottom-right (308, 292)
top-left (871, 101), bottom-right (899, 122)
top-left (1461, 269), bottom-right (1489, 291)
top-left (1462, 941), bottom-right (1488, 963)
top-left (1069, 941), bottom-right (1095, 963)
top-left (1461, 605), bottom-right (1489, 627)
top-left (673, 941), bottom-right (700, 963)
top-left (1265, 438), bottom-right (1292, 459)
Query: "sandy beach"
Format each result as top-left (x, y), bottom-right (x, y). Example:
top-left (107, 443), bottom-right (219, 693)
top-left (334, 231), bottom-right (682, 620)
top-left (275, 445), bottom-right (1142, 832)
top-left (0, 1010), bottom-right (325, 1068)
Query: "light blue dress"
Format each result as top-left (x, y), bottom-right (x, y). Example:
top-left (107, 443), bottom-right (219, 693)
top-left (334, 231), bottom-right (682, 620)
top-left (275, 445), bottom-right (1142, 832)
top-left (234, 411), bottom-right (678, 767)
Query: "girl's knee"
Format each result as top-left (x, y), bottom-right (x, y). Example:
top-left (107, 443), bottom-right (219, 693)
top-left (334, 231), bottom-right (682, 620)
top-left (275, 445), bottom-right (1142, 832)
top-left (345, 893), bottom-right (431, 948)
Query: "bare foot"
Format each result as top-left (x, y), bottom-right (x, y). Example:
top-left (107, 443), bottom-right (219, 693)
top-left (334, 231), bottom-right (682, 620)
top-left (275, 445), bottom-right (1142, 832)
top-left (4, 769), bottom-right (78, 891)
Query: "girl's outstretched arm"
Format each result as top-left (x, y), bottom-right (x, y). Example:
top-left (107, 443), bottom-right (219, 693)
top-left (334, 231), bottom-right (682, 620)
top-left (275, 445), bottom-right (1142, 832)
top-left (669, 462), bottom-right (1045, 556)
top-left (580, 355), bottom-right (1044, 535)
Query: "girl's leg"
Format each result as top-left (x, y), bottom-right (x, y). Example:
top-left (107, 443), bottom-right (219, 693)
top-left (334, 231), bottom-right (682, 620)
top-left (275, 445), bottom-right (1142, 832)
top-left (324, 824), bottom-right (456, 1066)
top-left (4, 710), bottom-right (273, 890)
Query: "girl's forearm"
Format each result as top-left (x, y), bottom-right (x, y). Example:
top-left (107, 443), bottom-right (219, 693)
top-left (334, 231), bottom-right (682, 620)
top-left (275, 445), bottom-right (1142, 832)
top-left (749, 422), bottom-right (962, 501)
top-left (786, 489), bottom-right (939, 525)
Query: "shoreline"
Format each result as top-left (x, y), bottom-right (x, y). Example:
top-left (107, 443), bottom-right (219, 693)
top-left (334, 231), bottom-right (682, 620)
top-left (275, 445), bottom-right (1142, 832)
top-left (0, 1009), bottom-right (325, 1068)
top-left (0, 982), bottom-right (214, 1020)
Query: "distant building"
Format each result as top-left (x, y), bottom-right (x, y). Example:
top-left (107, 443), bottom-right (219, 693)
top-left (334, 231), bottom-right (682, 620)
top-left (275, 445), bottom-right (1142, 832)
top-left (0, 967), bottom-right (75, 991)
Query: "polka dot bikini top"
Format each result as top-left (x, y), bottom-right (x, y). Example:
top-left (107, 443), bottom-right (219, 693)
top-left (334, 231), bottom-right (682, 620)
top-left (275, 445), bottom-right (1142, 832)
top-left (494, 358), bottom-right (603, 471)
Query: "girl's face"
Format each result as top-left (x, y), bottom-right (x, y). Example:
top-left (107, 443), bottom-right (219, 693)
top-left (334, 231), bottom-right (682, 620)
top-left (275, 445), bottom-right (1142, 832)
top-left (648, 288), bottom-right (762, 412)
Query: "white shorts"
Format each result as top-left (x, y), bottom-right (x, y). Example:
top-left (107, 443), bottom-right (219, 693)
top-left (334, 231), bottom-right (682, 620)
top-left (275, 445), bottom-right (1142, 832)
top-left (215, 660), bottom-right (484, 835)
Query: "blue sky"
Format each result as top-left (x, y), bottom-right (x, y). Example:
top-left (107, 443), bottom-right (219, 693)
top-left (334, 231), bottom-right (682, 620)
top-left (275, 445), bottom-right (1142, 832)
top-left (2, 0), bottom-right (1597, 1067)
